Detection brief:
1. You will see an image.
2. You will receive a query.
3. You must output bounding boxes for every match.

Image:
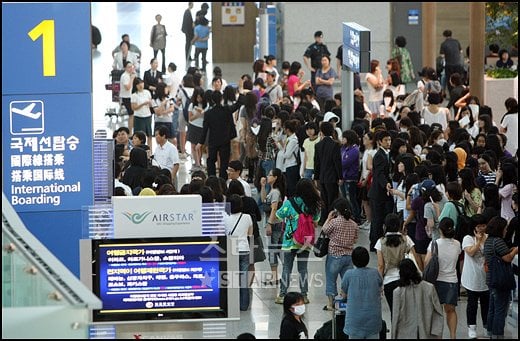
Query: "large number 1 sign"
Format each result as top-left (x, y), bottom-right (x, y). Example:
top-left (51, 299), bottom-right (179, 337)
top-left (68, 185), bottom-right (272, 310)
top-left (28, 20), bottom-right (57, 77)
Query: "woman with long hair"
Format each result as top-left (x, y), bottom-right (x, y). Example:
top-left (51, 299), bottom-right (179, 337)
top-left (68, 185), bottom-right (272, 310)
top-left (274, 178), bottom-right (321, 304)
top-left (255, 115), bottom-right (278, 191)
top-left (227, 179), bottom-right (263, 287)
top-left (496, 161), bottom-right (518, 221)
top-left (187, 86), bottom-right (206, 170)
top-left (459, 167), bottom-right (483, 217)
top-left (359, 132), bottom-right (377, 230)
top-left (376, 213), bottom-right (419, 321)
top-left (483, 216), bottom-right (519, 338)
top-left (424, 217), bottom-right (462, 339)
top-left (260, 168), bottom-right (286, 286)
top-left (391, 258), bottom-right (444, 339)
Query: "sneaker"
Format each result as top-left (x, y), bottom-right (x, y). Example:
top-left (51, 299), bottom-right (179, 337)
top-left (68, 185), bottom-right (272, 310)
top-left (359, 221), bottom-right (371, 230)
top-left (303, 295), bottom-right (310, 304)
top-left (274, 295), bottom-right (285, 304)
top-left (468, 325), bottom-right (477, 339)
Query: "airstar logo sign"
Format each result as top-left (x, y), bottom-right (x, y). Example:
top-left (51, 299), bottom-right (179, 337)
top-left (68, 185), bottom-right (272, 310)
top-left (122, 211), bottom-right (152, 224)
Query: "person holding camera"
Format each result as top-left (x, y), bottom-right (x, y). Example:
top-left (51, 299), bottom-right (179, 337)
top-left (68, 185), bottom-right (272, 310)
top-left (321, 197), bottom-right (358, 311)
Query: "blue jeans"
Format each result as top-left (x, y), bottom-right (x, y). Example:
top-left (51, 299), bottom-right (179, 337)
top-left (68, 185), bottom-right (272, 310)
top-left (239, 252), bottom-right (250, 311)
top-left (340, 181), bottom-right (361, 221)
top-left (486, 288), bottom-right (511, 336)
top-left (303, 168), bottom-right (314, 180)
top-left (347, 332), bottom-right (379, 339)
top-left (280, 249), bottom-right (309, 296)
top-left (325, 254), bottom-right (353, 296)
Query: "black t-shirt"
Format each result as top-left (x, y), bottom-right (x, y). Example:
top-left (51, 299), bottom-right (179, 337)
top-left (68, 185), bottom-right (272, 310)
top-left (280, 315), bottom-right (308, 339)
top-left (304, 42), bottom-right (331, 69)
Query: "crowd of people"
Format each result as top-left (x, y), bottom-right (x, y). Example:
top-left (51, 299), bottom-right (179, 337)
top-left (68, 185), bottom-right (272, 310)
top-left (107, 20), bottom-right (518, 338)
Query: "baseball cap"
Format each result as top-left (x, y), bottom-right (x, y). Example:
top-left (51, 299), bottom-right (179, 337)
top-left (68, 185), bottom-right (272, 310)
top-left (267, 70), bottom-right (277, 77)
top-left (314, 30), bottom-right (323, 38)
top-left (420, 179), bottom-right (436, 193)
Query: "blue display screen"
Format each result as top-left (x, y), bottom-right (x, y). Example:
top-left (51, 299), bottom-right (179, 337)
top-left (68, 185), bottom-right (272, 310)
top-left (92, 236), bottom-right (228, 322)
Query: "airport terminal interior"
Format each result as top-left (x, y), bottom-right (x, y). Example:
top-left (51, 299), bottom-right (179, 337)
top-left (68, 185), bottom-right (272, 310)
top-left (3, 2), bottom-right (518, 339)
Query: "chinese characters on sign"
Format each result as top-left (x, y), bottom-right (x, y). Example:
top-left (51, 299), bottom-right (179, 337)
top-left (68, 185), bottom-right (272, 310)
top-left (9, 134), bottom-right (81, 206)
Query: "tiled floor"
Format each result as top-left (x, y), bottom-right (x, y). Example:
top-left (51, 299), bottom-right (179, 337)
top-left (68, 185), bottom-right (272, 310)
top-left (91, 3), bottom-right (517, 338)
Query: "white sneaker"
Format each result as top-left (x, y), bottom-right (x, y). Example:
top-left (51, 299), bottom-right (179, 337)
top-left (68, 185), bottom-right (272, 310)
top-left (468, 325), bottom-right (477, 339)
top-left (360, 221), bottom-right (371, 230)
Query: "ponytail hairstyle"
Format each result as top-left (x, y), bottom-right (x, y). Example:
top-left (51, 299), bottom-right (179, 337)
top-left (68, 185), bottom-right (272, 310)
top-left (331, 197), bottom-right (352, 221)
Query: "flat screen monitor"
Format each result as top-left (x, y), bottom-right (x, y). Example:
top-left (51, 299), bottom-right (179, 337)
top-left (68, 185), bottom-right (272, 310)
top-left (91, 236), bottom-right (229, 322)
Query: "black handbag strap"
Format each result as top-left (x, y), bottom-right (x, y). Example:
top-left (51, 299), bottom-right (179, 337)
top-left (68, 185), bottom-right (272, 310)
top-left (230, 213), bottom-right (243, 236)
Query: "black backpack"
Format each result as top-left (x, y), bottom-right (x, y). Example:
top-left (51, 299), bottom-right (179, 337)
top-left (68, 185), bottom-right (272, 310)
top-left (179, 86), bottom-right (191, 122)
top-left (451, 201), bottom-right (472, 243)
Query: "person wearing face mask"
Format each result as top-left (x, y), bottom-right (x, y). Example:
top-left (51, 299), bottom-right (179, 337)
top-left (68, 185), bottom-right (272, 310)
top-left (279, 292), bottom-right (308, 339)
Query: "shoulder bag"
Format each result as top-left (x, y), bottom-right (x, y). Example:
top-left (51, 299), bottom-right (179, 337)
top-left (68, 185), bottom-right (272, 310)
top-left (422, 240), bottom-right (439, 284)
top-left (487, 238), bottom-right (516, 291)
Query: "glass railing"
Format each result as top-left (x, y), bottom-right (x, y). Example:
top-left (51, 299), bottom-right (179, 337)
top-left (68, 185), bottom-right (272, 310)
top-left (2, 192), bottom-right (102, 339)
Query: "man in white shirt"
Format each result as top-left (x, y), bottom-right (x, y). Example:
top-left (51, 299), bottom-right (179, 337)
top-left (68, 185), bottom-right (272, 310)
top-left (154, 126), bottom-right (180, 187)
top-left (226, 160), bottom-right (252, 197)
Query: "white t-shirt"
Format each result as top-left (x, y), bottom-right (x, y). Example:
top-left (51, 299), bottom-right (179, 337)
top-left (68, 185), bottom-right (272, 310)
top-left (224, 213), bottom-right (252, 252)
top-left (131, 90), bottom-right (152, 118)
top-left (361, 148), bottom-right (377, 180)
top-left (422, 106), bottom-right (449, 130)
top-left (153, 140), bottom-right (179, 171)
top-left (375, 234), bottom-right (415, 285)
top-left (501, 112), bottom-right (518, 154)
top-left (427, 238), bottom-right (461, 283)
top-left (119, 72), bottom-right (133, 98)
top-left (461, 234), bottom-right (488, 292)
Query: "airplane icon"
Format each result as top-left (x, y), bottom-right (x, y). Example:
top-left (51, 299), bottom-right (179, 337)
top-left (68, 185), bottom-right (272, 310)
top-left (11, 102), bottom-right (42, 120)
top-left (10, 100), bottom-right (45, 135)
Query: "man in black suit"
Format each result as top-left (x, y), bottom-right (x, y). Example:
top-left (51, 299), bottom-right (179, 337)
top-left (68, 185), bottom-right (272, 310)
top-left (313, 121), bottom-right (342, 224)
top-left (197, 91), bottom-right (243, 179)
top-left (181, 2), bottom-right (194, 62)
top-left (367, 130), bottom-right (394, 251)
top-left (143, 58), bottom-right (162, 99)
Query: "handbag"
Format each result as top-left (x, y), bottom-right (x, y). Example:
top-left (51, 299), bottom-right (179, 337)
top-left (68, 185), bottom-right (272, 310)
top-left (422, 240), bottom-right (439, 284)
top-left (252, 235), bottom-right (266, 263)
top-left (487, 239), bottom-right (516, 291)
top-left (313, 230), bottom-right (330, 258)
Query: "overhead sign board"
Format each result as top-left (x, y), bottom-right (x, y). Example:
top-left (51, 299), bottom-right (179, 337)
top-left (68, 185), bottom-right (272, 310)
top-left (342, 22), bottom-right (371, 73)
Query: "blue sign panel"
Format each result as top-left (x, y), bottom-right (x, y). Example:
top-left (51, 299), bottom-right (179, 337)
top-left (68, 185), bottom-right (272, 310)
top-left (342, 22), bottom-right (370, 52)
top-left (2, 93), bottom-right (93, 212)
top-left (342, 22), bottom-right (371, 73)
top-left (2, 2), bottom-right (91, 95)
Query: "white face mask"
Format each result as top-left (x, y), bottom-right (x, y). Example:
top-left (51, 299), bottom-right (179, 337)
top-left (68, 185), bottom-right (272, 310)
top-left (436, 138), bottom-right (446, 146)
top-left (292, 304), bottom-right (305, 316)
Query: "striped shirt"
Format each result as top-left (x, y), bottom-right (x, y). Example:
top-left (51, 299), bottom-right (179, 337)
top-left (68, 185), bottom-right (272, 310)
top-left (322, 216), bottom-right (358, 256)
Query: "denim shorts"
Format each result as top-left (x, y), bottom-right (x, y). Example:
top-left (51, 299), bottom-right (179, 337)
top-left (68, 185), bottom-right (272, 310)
top-left (435, 281), bottom-right (458, 306)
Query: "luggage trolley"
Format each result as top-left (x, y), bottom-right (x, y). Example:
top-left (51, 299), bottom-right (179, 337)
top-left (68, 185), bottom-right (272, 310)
top-left (105, 69), bottom-right (127, 130)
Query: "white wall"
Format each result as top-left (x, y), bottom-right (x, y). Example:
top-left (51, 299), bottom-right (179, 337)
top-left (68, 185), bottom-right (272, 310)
top-left (279, 2), bottom-right (392, 81)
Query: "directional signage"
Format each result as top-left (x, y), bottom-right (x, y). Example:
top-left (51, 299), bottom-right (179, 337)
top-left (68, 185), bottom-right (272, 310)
top-left (342, 22), bottom-right (371, 73)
